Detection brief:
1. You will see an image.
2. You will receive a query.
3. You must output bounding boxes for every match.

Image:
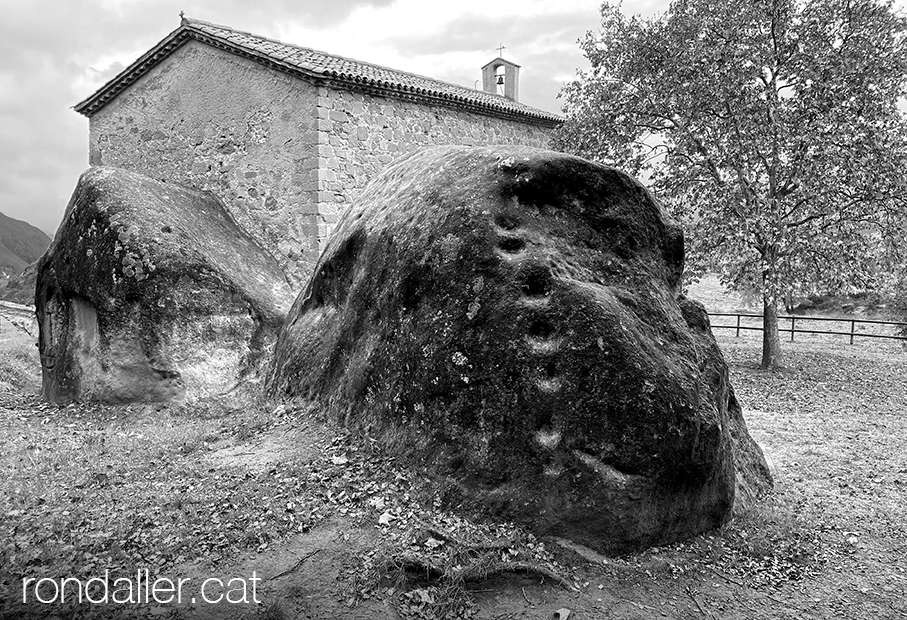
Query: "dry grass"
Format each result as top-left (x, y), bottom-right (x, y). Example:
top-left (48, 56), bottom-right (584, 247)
top-left (1, 293), bottom-right (905, 618)
top-left (711, 330), bottom-right (906, 616)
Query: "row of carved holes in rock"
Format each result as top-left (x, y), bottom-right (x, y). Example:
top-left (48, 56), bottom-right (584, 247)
top-left (494, 213), bottom-right (559, 385)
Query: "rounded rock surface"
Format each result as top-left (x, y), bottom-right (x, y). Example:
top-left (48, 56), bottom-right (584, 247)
top-left (38, 167), bottom-right (294, 403)
top-left (268, 145), bottom-right (772, 554)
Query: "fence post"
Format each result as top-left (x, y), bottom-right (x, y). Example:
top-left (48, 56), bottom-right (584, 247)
top-left (850, 320), bottom-right (855, 345)
top-left (790, 316), bottom-right (795, 342)
top-left (736, 314), bottom-right (741, 338)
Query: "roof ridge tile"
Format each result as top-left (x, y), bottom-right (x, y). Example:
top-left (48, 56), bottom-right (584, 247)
top-left (75, 16), bottom-right (562, 126)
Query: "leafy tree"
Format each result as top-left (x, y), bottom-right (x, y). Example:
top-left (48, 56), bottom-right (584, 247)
top-left (554, 0), bottom-right (907, 368)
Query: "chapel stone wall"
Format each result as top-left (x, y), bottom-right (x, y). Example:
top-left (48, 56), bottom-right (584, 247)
top-left (311, 88), bottom-right (554, 248)
top-left (87, 40), bottom-right (555, 285)
top-left (88, 41), bottom-right (321, 280)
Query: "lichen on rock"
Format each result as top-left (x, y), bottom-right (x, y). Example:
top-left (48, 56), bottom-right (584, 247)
top-left (268, 145), bottom-right (772, 554)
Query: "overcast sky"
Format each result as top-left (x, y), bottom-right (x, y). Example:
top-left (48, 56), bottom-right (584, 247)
top-left (0, 0), bottom-right (672, 236)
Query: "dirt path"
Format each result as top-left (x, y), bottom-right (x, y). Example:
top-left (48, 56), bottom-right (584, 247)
top-left (1, 324), bottom-right (905, 619)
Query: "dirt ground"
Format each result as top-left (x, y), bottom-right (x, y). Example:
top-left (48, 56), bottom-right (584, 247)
top-left (1, 289), bottom-right (905, 619)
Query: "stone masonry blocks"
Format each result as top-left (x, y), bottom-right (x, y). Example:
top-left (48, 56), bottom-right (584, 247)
top-left (87, 40), bottom-right (554, 283)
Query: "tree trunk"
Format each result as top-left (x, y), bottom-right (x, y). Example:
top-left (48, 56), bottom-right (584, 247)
top-left (761, 293), bottom-right (782, 370)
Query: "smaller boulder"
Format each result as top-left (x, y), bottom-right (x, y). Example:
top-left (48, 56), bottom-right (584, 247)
top-left (37, 167), bottom-right (294, 403)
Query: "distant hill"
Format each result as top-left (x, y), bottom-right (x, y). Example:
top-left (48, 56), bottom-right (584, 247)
top-left (0, 212), bottom-right (51, 304)
top-left (2, 262), bottom-right (38, 305)
top-left (0, 211), bottom-right (51, 276)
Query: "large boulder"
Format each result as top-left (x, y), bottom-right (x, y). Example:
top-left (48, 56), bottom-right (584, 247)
top-left (37, 167), bottom-right (294, 403)
top-left (268, 146), bottom-right (772, 554)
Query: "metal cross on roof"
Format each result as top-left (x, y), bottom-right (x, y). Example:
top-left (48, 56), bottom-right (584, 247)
top-left (497, 43), bottom-right (506, 57)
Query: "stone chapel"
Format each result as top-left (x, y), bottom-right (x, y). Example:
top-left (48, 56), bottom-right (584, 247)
top-left (75, 16), bottom-right (561, 282)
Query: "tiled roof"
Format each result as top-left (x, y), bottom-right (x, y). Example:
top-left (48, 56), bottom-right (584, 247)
top-left (75, 17), bottom-right (562, 127)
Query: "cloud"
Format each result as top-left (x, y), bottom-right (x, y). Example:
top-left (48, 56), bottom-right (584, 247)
top-left (0, 0), bottom-right (396, 235)
top-left (0, 3), bottom-right (91, 234)
top-left (382, 10), bottom-right (596, 57)
top-left (0, 0), bottom-right (668, 236)
top-left (375, 9), bottom-right (596, 114)
top-left (187, 0), bottom-right (397, 29)
top-left (0, 0), bottom-right (395, 65)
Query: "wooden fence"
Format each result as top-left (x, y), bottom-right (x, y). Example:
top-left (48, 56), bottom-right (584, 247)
top-left (708, 312), bottom-right (907, 344)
